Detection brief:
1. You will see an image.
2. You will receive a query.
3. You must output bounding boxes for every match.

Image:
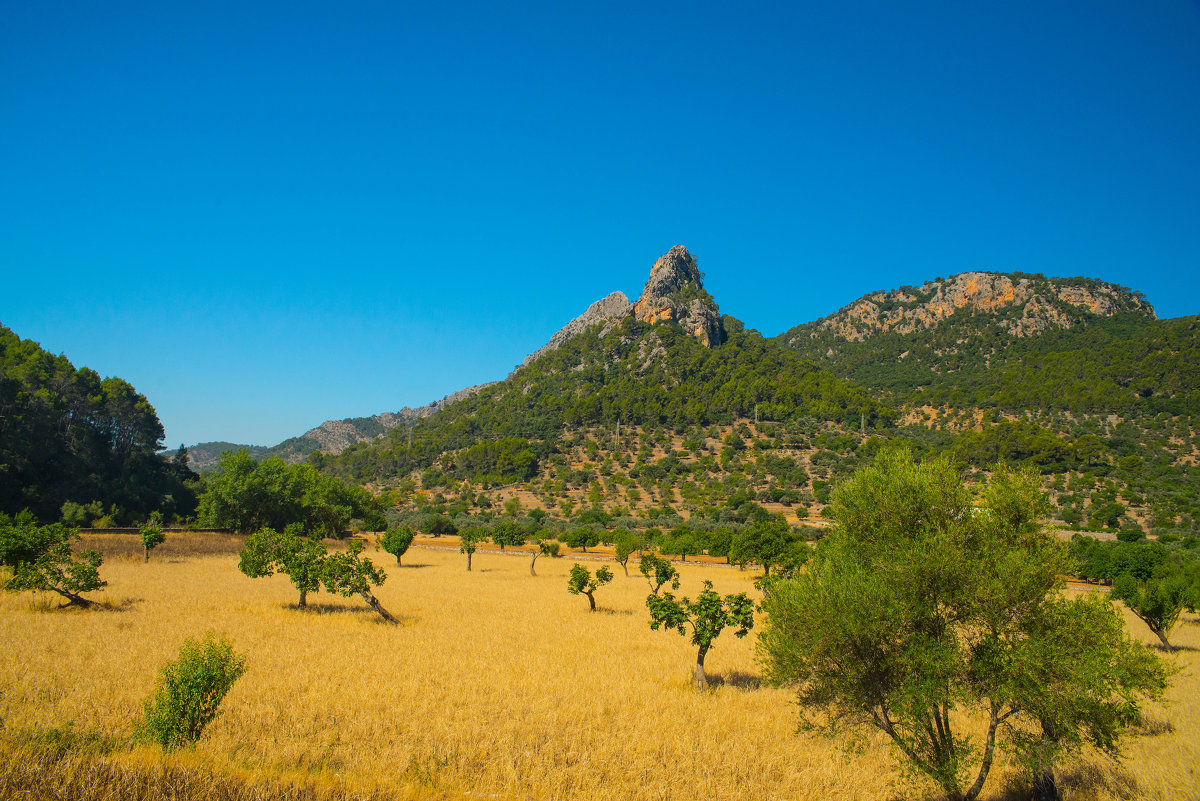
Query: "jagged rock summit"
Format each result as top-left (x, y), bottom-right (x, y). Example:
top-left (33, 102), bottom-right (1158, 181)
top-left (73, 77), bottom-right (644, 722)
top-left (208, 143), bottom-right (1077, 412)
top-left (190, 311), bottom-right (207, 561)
top-left (632, 245), bottom-right (725, 347)
top-left (522, 291), bottom-right (631, 367)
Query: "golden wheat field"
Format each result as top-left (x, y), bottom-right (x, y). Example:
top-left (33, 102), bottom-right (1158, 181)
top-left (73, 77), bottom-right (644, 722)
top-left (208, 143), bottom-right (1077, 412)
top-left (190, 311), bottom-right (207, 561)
top-left (1, 533), bottom-right (1198, 801)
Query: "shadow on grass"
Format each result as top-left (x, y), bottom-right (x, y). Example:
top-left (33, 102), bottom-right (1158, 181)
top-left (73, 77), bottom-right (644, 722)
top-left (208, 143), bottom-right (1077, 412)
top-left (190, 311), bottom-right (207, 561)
top-left (597, 608), bottom-right (635, 617)
top-left (708, 670), bottom-right (764, 691)
top-left (283, 602), bottom-right (417, 626)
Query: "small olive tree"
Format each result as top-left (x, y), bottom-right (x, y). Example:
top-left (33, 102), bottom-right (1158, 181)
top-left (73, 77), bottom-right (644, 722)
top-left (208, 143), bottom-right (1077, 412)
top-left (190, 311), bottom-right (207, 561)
top-left (237, 525), bottom-right (326, 607)
top-left (491, 520), bottom-right (526, 551)
top-left (613, 529), bottom-right (642, 576)
top-left (140, 516), bottom-right (166, 563)
top-left (646, 580), bottom-right (755, 690)
top-left (567, 564), bottom-right (613, 612)
top-left (380, 526), bottom-right (415, 566)
top-left (459, 527), bottom-right (487, 571)
top-left (529, 533), bottom-right (560, 576)
top-left (0, 513), bottom-right (105, 608)
top-left (639, 552), bottom-right (679, 596)
top-left (1112, 559), bottom-right (1199, 650)
top-left (322, 539), bottom-right (397, 623)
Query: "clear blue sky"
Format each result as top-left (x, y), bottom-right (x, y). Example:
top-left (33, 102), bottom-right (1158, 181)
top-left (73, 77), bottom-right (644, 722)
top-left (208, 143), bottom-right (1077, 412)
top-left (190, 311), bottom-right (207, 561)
top-left (3, 1), bottom-right (1198, 448)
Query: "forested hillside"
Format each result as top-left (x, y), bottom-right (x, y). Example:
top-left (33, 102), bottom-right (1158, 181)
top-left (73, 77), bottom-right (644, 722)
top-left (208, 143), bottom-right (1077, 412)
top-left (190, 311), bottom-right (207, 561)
top-left (0, 324), bottom-right (197, 522)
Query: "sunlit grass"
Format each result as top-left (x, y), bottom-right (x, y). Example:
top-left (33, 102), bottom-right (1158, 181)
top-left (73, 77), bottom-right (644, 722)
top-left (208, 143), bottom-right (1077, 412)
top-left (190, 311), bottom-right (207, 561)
top-left (1, 533), bottom-right (1197, 800)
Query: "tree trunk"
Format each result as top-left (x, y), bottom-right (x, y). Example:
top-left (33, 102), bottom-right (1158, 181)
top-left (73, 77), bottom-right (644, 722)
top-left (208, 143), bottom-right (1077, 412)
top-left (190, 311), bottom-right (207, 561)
top-left (54, 588), bottom-right (94, 608)
top-left (1153, 627), bottom-right (1172, 650)
top-left (466, 552), bottom-right (473, 571)
top-left (622, 561), bottom-right (629, 577)
top-left (395, 553), bottom-right (402, 566)
top-left (143, 546), bottom-right (149, 563)
top-left (360, 591), bottom-right (398, 624)
top-left (299, 589), bottom-right (307, 608)
top-left (694, 646), bottom-right (709, 691)
top-left (961, 703), bottom-right (1004, 801)
top-left (586, 591), bottom-right (596, 612)
top-left (1029, 718), bottom-right (1063, 801)
top-left (530, 552), bottom-right (539, 576)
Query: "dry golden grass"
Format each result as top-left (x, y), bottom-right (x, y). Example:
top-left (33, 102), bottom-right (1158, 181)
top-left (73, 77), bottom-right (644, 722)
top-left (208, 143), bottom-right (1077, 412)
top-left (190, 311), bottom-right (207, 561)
top-left (2, 535), bottom-right (1197, 801)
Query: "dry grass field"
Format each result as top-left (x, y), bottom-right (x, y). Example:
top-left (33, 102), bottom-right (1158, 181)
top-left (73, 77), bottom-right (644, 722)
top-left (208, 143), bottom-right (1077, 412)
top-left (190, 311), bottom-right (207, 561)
top-left (1, 532), bottom-right (1197, 801)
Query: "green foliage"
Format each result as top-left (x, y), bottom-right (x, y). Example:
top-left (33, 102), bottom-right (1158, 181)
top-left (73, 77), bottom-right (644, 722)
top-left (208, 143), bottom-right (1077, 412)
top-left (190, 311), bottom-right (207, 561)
top-left (1112, 559), bottom-right (1200, 649)
top-left (135, 632), bottom-right (247, 749)
top-left (0, 325), bottom-right (198, 522)
top-left (380, 526), bottom-right (415, 565)
top-left (638, 552), bottom-right (679, 596)
top-left (458, 527), bottom-right (486, 570)
top-left (237, 526), bottom-right (327, 607)
top-left (0, 512), bottom-right (105, 607)
top-left (646, 580), bottom-right (755, 690)
top-left (758, 450), bottom-right (1166, 801)
top-left (728, 518), bottom-right (807, 575)
top-left (567, 563), bottom-right (613, 611)
top-left (140, 515), bottom-right (165, 562)
top-left (490, 520), bottom-right (526, 550)
top-left (199, 450), bottom-right (381, 537)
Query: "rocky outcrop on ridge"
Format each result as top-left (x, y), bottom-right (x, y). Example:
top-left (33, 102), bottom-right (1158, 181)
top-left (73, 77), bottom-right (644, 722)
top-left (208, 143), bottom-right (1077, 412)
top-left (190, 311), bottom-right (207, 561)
top-left (789, 271), bottom-right (1154, 345)
top-left (631, 245), bottom-right (725, 347)
top-left (522, 291), bottom-right (631, 367)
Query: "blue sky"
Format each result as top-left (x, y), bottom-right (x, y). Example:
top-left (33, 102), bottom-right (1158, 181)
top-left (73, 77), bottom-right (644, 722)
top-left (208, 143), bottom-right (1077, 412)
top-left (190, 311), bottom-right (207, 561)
top-left (3, 1), bottom-right (1198, 448)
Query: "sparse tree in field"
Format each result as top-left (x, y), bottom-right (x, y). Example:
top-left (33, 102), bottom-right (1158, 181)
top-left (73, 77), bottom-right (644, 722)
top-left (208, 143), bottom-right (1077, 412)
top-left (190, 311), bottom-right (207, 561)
top-left (1112, 559), bottom-right (1200, 650)
top-left (646, 580), bottom-right (755, 690)
top-left (729, 518), bottom-right (793, 576)
top-left (567, 564), bottom-right (612, 612)
top-left (529, 533), bottom-right (560, 576)
top-left (380, 526), bottom-right (415, 565)
top-left (140, 513), bottom-right (165, 562)
top-left (563, 526), bottom-right (600, 553)
top-left (321, 539), bottom-right (397, 623)
top-left (0, 512), bottom-right (105, 608)
top-left (639, 552), bottom-right (679, 596)
top-left (237, 525), bottom-right (325, 608)
top-left (758, 451), bottom-right (1171, 801)
top-left (613, 529), bottom-right (642, 576)
top-left (491, 520), bottom-right (526, 551)
top-left (459, 527), bottom-right (487, 571)
top-left (421, 514), bottom-right (458, 538)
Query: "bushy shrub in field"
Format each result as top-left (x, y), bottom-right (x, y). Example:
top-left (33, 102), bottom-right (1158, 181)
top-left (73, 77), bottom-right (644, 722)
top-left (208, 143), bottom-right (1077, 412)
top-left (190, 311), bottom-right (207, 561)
top-left (136, 633), bottom-right (246, 749)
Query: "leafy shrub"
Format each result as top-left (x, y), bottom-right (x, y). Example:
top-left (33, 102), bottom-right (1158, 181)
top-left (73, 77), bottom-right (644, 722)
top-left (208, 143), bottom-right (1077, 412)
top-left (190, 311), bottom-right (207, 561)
top-left (136, 633), bottom-right (247, 749)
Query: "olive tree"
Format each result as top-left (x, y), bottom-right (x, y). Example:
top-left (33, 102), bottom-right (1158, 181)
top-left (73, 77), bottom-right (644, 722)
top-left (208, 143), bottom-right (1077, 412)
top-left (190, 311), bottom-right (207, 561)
top-left (322, 539), bottom-right (397, 623)
top-left (380, 526), bottom-right (415, 566)
top-left (529, 533), bottom-right (560, 576)
top-left (1112, 559), bottom-right (1199, 650)
top-left (613, 529), bottom-right (642, 576)
top-left (491, 520), bottom-right (526, 551)
top-left (0, 513), bottom-right (105, 608)
top-left (646, 580), bottom-right (755, 690)
top-left (459, 527), bottom-right (487, 571)
top-left (567, 564), bottom-right (612, 612)
top-left (638, 552), bottom-right (679, 596)
top-left (237, 525), bottom-right (325, 607)
top-left (140, 516), bottom-right (166, 563)
top-left (758, 451), bottom-right (1170, 801)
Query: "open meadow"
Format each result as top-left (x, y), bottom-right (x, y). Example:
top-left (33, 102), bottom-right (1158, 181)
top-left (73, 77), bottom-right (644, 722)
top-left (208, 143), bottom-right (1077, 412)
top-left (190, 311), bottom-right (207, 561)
top-left (1, 533), bottom-right (1198, 801)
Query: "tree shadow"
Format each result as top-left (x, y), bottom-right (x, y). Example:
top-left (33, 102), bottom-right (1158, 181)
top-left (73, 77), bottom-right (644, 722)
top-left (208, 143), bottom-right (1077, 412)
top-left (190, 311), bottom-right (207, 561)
top-left (707, 670), bottom-right (764, 691)
top-left (1136, 712), bottom-right (1175, 736)
top-left (1056, 760), bottom-right (1140, 799)
top-left (598, 608), bottom-right (635, 617)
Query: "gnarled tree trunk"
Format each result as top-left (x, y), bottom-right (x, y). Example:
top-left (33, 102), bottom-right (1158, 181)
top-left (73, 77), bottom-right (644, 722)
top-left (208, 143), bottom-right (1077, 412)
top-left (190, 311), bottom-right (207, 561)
top-left (360, 591), bottom-right (398, 624)
top-left (694, 645), bottom-right (709, 690)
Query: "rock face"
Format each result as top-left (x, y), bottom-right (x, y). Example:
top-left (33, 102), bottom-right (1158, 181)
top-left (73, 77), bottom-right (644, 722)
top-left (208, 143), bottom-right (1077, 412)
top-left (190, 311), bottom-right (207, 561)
top-left (522, 245), bottom-right (726, 367)
top-left (522, 291), bottom-right (631, 367)
top-left (794, 271), bottom-right (1154, 344)
top-left (630, 245), bottom-right (725, 347)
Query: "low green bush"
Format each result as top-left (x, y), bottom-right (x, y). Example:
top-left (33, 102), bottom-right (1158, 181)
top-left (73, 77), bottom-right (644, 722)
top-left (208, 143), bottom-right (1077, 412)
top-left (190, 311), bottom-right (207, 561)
top-left (136, 632), bottom-right (247, 749)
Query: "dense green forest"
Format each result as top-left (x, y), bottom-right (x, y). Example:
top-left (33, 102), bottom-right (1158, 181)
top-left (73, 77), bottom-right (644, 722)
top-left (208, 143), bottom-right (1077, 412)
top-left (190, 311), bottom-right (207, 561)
top-left (0, 324), bottom-right (197, 522)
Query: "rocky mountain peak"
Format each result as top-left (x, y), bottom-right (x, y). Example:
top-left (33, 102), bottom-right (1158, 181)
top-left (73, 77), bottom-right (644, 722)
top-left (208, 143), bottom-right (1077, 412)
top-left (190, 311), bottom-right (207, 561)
top-left (793, 271), bottom-right (1154, 344)
top-left (632, 245), bottom-right (725, 347)
top-left (521, 290), bottom-right (631, 367)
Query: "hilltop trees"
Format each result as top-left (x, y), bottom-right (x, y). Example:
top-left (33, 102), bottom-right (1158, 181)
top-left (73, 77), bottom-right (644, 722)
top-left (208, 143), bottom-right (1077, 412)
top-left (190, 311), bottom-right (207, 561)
top-left (758, 451), bottom-right (1170, 801)
top-left (0, 513), bottom-right (105, 608)
top-left (646, 580), bottom-right (755, 690)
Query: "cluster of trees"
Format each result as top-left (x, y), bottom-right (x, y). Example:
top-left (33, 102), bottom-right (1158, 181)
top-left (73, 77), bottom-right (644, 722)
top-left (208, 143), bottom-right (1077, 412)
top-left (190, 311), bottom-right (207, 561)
top-left (198, 450), bottom-right (386, 537)
top-left (238, 525), bottom-right (396, 622)
top-left (0, 325), bottom-right (198, 523)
